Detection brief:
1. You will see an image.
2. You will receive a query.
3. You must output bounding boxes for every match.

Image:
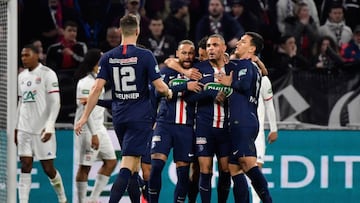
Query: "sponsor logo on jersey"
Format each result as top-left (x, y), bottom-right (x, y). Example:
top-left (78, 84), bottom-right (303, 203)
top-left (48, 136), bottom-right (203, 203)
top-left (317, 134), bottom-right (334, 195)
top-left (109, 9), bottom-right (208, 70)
top-left (168, 78), bottom-right (187, 87)
top-left (203, 82), bottom-right (233, 97)
top-left (22, 90), bottom-right (37, 102)
top-left (82, 89), bottom-right (90, 95)
top-left (27, 81), bottom-right (32, 86)
top-left (203, 73), bottom-right (212, 77)
top-left (109, 57), bottom-right (138, 65)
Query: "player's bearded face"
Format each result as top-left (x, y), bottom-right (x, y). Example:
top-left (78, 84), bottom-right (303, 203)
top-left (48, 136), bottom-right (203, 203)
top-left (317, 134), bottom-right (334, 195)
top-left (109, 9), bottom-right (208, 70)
top-left (180, 59), bottom-right (193, 69)
top-left (177, 45), bottom-right (195, 69)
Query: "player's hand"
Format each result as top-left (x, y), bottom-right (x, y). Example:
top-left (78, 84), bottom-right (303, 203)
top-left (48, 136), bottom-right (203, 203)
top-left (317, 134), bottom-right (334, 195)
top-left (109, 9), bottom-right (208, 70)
top-left (165, 89), bottom-right (173, 100)
top-left (41, 131), bottom-right (52, 142)
top-left (216, 71), bottom-right (233, 86)
top-left (91, 135), bottom-right (99, 150)
top-left (79, 98), bottom-right (87, 105)
top-left (215, 91), bottom-right (226, 103)
top-left (187, 81), bottom-right (204, 93)
top-left (183, 68), bottom-right (202, 80)
top-left (74, 118), bottom-right (87, 135)
top-left (267, 131), bottom-right (278, 144)
top-left (14, 129), bottom-right (18, 146)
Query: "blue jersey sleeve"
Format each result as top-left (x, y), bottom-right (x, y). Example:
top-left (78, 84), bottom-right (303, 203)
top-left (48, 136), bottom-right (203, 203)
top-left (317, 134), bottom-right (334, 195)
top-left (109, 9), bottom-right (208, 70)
top-left (230, 60), bottom-right (254, 93)
top-left (97, 54), bottom-right (111, 81)
top-left (145, 50), bottom-right (162, 82)
top-left (97, 99), bottom-right (112, 109)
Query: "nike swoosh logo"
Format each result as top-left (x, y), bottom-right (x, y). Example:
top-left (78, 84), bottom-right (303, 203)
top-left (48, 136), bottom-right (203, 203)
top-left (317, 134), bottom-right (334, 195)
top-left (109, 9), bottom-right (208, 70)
top-left (188, 153), bottom-right (194, 157)
top-left (232, 150), bottom-right (239, 155)
top-left (203, 73), bottom-right (212, 77)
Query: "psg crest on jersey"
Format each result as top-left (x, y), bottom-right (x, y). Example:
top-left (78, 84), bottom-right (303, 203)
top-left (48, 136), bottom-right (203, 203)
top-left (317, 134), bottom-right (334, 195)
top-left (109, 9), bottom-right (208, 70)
top-left (204, 82), bottom-right (233, 97)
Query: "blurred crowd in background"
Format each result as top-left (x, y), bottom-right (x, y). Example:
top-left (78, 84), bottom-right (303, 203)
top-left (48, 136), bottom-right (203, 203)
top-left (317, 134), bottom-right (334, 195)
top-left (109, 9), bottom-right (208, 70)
top-left (17, 0), bottom-right (360, 123)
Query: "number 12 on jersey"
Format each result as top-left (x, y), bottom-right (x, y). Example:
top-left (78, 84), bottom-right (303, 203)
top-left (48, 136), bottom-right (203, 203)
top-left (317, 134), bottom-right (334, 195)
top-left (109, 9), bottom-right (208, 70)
top-left (113, 66), bottom-right (137, 92)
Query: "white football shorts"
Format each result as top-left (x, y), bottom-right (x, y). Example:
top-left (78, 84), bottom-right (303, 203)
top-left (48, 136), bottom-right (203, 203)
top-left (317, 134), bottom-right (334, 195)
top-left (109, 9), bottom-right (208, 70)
top-left (75, 128), bottom-right (116, 166)
top-left (17, 130), bottom-right (57, 160)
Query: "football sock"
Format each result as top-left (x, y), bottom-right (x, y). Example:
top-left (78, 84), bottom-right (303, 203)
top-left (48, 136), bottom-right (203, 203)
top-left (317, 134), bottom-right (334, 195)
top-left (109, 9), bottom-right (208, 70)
top-left (19, 173), bottom-right (31, 203)
top-left (246, 166), bottom-right (272, 203)
top-left (89, 174), bottom-right (109, 201)
top-left (76, 181), bottom-right (87, 203)
top-left (174, 166), bottom-right (190, 203)
top-left (217, 171), bottom-right (231, 203)
top-left (128, 172), bottom-right (141, 203)
top-left (188, 177), bottom-right (199, 203)
top-left (49, 170), bottom-right (67, 203)
top-left (109, 168), bottom-right (131, 203)
top-left (199, 173), bottom-right (212, 203)
top-left (232, 173), bottom-right (249, 203)
top-left (148, 159), bottom-right (165, 203)
top-left (142, 180), bottom-right (149, 201)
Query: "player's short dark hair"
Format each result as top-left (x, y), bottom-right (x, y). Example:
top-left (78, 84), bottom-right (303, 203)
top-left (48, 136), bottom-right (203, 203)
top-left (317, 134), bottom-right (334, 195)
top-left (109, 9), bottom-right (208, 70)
top-left (245, 32), bottom-right (264, 55)
top-left (198, 36), bottom-right (208, 50)
top-left (120, 14), bottom-right (139, 36)
top-left (23, 44), bottom-right (40, 54)
top-left (75, 48), bottom-right (102, 81)
top-left (178, 39), bottom-right (195, 49)
top-left (64, 20), bottom-right (78, 29)
top-left (208, 34), bottom-right (226, 44)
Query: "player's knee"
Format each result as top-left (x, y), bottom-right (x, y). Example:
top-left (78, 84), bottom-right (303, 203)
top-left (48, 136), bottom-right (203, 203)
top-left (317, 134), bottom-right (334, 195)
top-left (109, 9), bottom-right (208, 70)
top-left (151, 153), bottom-right (167, 161)
top-left (42, 166), bottom-right (57, 178)
top-left (199, 160), bottom-right (212, 173)
top-left (20, 163), bottom-right (32, 173)
top-left (150, 159), bottom-right (166, 174)
top-left (104, 159), bottom-right (117, 171)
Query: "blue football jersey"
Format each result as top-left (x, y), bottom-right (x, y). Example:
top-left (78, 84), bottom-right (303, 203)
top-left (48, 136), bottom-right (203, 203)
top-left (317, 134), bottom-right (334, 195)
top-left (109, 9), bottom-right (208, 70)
top-left (188, 60), bottom-right (232, 128)
top-left (156, 67), bottom-right (196, 125)
top-left (97, 44), bottom-right (161, 123)
top-left (226, 59), bottom-right (261, 127)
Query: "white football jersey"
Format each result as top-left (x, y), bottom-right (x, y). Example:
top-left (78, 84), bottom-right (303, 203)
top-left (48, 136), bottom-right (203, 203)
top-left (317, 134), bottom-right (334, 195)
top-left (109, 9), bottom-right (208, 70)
top-left (74, 73), bottom-right (106, 135)
top-left (17, 64), bottom-right (60, 134)
top-left (258, 76), bottom-right (274, 133)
